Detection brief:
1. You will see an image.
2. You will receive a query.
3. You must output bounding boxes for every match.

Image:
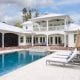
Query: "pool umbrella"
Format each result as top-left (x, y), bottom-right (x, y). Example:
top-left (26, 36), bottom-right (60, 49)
top-left (75, 29), bottom-right (80, 50)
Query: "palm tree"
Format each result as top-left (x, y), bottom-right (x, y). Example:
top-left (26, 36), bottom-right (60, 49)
top-left (22, 8), bottom-right (28, 22)
top-left (22, 8), bottom-right (27, 15)
top-left (35, 9), bottom-right (39, 17)
top-left (22, 8), bottom-right (39, 22)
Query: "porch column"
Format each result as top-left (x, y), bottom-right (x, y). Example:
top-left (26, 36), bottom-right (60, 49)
top-left (38, 37), bottom-right (40, 44)
top-left (46, 35), bottom-right (48, 46)
top-left (64, 34), bottom-right (67, 47)
top-left (2, 33), bottom-right (4, 48)
top-left (24, 35), bottom-right (26, 45)
top-left (32, 35), bottom-right (34, 46)
top-left (65, 17), bottom-right (68, 30)
top-left (46, 20), bottom-right (48, 31)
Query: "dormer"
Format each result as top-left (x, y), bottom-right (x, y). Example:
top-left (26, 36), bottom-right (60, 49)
top-left (22, 21), bottom-right (33, 31)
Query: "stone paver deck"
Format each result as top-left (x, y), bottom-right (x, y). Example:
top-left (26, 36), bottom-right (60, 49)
top-left (0, 51), bottom-right (80, 80)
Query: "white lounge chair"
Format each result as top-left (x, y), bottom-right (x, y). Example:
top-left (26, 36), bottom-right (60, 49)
top-left (46, 49), bottom-right (78, 66)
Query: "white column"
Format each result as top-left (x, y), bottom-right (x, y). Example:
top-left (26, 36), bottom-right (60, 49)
top-left (32, 35), bottom-right (34, 46)
top-left (2, 33), bottom-right (4, 48)
top-left (64, 34), bottom-right (67, 47)
top-left (46, 35), bottom-right (48, 46)
top-left (38, 37), bottom-right (40, 44)
top-left (65, 17), bottom-right (68, 30)
top-left (46, 20), bottom-right (48, 31)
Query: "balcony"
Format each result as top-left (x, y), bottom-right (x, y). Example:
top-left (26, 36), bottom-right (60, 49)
top-left (48, 25), bottom-right (64, 31)
top-left (33, 27), bottom-right (47, 31)
top-left (33, 25), bottom-right (65, 31)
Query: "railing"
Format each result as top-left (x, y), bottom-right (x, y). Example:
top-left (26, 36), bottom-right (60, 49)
top-left (33, 27), bottom-right (47, 31)
top-left (40, 27), bottom-right (47, 31)
top-left (33, 25), bottom-right (65, 31)
top-left (48, 25), bottom-right (64, 31)
top-left (33, 27), bottom-right (39, 31)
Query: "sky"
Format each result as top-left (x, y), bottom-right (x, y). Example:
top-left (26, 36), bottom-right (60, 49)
top-left (0, 0), bottom-right (80, 24)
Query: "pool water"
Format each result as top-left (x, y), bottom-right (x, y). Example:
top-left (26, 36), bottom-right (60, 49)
top-left (0, 50), bottom-right (46, 76)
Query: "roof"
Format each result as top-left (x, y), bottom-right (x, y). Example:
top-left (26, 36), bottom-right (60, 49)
top-left (0, 22), bottom-right (32, 34)
top-left (67, 23), bottom-right (80, 32)
top-left (31, 13), bottom-right (70, 21)
top-left (22, 21), bottom-right (33, 25)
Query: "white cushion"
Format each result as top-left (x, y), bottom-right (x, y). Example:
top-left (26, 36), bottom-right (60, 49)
top-left (52, 51), bottom-right (72, 56)
top-left (52, 54), bottom-right (69, 59)
top-left (47, 57), bottom-right (67, 63)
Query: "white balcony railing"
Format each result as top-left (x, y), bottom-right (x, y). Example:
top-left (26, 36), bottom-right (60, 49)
top-left (33, 27), bottom-right (47, 31)
top-left (33, 27), bottom-right (39, 31)
top-left (33, 25), bottom-right (65, 31)
top-left (48, 25), bottom-right (64, 31)
top-left (40, 27), bottom-right (47, 31)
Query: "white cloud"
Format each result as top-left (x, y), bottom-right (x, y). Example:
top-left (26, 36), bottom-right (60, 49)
top-left (37, 0), bottom-right (54, 7)
top-left (2, 12), bottom-right (23, 25)
top-left (56, 0), bottom-right (80, 6)
top-left (0, 0), bottom-right (55, 24)
top-left (0, 0), bottom-right (80, 24)
top-left (0, 5), bottom-right (6, 21)
top-left (0, 0), bottom-right (55, 8)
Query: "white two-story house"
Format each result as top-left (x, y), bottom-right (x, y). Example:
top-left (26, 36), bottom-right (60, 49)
top-left (22, 13), bottom-right (80, 47)
top-left (0, 13), bottom-right (80, 48)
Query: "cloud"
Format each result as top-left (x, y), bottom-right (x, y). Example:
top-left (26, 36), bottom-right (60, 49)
top-left (0, 0), bottom-right (55, 23)
top-left (56, 0), bottom-right (80, 6)
top-left (1, 12), bottom-right (23, 25)
top-left (0, 0), bottom-right (55, 8)
top-left (0, 0), bottom-right (80, 24)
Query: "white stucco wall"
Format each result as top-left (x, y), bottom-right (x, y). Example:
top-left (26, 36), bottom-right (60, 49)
top-left (23, 22), bottom-right (33, 31)
top-left (68, 33), bottom-right (75, 47)
top-left (18, 34), bottom-right (26, 46)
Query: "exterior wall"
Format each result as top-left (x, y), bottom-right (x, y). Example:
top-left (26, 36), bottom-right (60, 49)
top-left (68, 33), bottom-right (75, 47)
top-left (23, 23), bottom-right (33, 31)
top-left (18, 34), bottom-right (26, 46)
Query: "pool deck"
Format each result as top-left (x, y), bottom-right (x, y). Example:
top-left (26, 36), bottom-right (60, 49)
top-left (0, 50), bottom-right (80, 80)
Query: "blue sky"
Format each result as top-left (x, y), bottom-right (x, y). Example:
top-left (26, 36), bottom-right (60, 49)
top-left (0, 0), bottom-right (80, 24)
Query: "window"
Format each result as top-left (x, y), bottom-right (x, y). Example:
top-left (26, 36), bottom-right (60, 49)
top-left (20, 36), bottom-right (24, 43)
top-left (26, 37), bottom-right (32, 43)
top-left (43, 37), bottom-right (45, 43)
top-left (74, 34), bottom-right (77, 43)
top-left (50, 37), bottom-right (53, 44)
top-left (35, 37), bottom-right (38, 43)
top-left (40, 37), bottom-right (42, 43)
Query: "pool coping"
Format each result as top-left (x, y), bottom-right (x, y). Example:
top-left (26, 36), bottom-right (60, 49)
top-left (0, 49), bottom-right (29, 55)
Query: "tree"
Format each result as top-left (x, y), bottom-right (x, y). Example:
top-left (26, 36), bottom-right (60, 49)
top-left (22, 8), bottom-right (27, 15)
top-left (35, 10), bottom-right (39, 17)
top-left (22, 8), bottom-right (40, 22)
top-left (15, 21), bottom-right (22, 28)
top-left (22, 8), bottom-right (28, 22)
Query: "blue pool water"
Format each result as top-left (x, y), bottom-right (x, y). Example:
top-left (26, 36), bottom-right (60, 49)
top-left (0, 50), bottom-right (46, 76)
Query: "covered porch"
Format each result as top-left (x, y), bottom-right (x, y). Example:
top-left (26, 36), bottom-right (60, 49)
top-left (27, 33), bottom-right (68, 47)
top-left (0, 32), bottom-right (19, 48)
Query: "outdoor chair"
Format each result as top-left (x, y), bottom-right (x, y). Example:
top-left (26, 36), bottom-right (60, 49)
top-left (46, 48), bottom-right (78, 66)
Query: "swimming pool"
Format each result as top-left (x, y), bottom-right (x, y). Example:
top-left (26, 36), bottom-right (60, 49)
top-left (0, 50), bottom-right (47, 76)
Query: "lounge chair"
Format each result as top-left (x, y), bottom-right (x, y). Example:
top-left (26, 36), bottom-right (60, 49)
top-left (46, 49), bottom-right (78, 66)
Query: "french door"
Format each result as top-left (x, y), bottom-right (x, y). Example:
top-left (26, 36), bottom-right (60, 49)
top-left (55, 36), bottom-right (62, 45)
